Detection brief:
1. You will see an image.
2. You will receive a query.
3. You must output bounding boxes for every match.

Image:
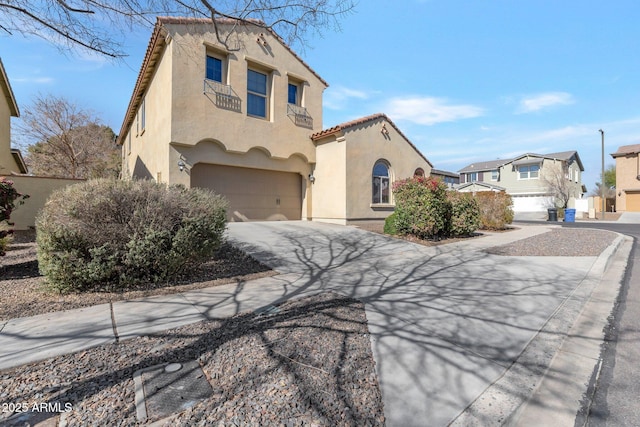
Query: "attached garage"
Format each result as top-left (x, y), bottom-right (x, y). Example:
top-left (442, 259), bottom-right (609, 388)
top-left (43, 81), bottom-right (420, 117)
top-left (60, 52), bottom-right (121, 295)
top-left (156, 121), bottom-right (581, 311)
top-left (511, 195), bottom-right (555, 212)
top-left (626, 191), bottom-right (640, 212)
top-left (191, 164), bottom-right (303, 221)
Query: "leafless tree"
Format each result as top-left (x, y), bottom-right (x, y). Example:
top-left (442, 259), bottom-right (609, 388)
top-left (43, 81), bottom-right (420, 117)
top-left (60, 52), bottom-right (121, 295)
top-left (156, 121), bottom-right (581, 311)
top-left (16, 94), bottom-right (121, 179)
top-left (0, 0), bottom-right (355, 58)
top-left (541, 162), bottom-right (577, 209)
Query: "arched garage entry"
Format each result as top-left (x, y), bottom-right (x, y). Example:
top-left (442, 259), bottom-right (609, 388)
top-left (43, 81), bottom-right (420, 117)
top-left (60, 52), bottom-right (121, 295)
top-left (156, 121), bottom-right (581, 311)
top-left (191, 163), bottom-right (303, 221)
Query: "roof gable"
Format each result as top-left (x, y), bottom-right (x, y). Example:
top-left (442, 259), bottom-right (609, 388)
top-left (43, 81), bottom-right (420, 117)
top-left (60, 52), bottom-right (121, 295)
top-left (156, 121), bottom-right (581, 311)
top-left (311, 113), bottom-right (433, 167)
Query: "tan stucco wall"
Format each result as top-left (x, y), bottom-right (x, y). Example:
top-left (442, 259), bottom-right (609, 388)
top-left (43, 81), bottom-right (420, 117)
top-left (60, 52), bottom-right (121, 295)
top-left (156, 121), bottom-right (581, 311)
top-left (2, 175), bottom-right (85, 230)
top-left (312, 137), bottom-right (347, 223)
top-left (123, 42), bottom-right (173, 182)
top-left (0, 94), bottom-right (21, 175)
top-left (310, 117), bottom-right (432, 223)
top-left (164, 22), bottom-right (324, 163)
top-left (614, 153), bottom-right (640, 211)
top-left (345, 119), bottom-right (432, 221)
top-left (121, 21), bottom-right (326, 221)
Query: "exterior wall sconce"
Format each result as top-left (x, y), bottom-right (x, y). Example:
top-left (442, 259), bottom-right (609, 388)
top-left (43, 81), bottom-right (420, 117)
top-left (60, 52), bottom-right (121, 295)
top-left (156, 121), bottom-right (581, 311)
top-left (178, 160), bottom-right (186, 172)
top-left (381, 124), bottom-right (389, 136)
top-left (308, 173), bottom-right (316, 183)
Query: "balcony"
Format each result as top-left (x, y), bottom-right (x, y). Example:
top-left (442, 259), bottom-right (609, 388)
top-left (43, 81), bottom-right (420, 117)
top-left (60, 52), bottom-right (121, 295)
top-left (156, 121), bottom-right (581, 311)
top-left (203, 79), bottom-right (241, 112)
top-left (287, 103), bottom-right (313, 129)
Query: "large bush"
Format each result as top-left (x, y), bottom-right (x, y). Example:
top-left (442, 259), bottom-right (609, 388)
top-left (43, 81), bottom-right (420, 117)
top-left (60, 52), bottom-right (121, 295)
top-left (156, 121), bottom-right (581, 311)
top-left (392, 176), bottom-right (450, 239)
top-left (447, 192), bottom-right (480, 237)
top-left (475, 192), bottom-right (514, 230)
top-left (37, 179), bottom-right (228, 293)
top-left (1, 177), bottom-right (29, 256)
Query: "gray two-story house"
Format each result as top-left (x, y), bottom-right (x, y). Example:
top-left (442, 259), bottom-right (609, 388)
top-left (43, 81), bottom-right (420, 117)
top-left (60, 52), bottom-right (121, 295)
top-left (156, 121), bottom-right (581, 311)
top-left (458, 151), bottom-right (585, 212)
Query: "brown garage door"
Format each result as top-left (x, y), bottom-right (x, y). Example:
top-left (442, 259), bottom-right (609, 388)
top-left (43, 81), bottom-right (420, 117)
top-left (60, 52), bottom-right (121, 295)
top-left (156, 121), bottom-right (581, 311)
top-left (627, 192), bottom-right (640, 212)
top-left (191, 164), bottom-right (302, 221)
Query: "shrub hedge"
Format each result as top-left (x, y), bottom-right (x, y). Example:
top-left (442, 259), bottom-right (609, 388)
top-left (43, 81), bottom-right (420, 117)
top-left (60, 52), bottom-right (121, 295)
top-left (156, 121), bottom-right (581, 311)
top-left (392, 176), bottom-right (450, 239)
top-left (36, 179), bottom-right (228, 293)
top-left (447, 192), bottom-right (481, 237)
top-left (475, 191), bottom-right (514, 230)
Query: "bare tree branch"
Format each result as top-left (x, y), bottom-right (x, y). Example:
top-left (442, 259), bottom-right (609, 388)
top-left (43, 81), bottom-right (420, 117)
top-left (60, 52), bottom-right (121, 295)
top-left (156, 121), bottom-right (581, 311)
top-left (0, 0), bottom-right (356, 58)
top-left (16, 94), bottom-right (121, 179)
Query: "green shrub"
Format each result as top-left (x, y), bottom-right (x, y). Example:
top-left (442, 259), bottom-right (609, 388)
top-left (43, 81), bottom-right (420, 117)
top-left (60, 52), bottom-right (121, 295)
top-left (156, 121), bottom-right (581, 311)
top-left (447, 192), bottom-right (480, 237)
top-left (475, 192), bottom-right (514, 230)
top-left (393, 176), bottom-right (449, 239)
top-left (36, 179), bottom-right (228, 293)
top-left (383, 212), bottom-right (398, 235)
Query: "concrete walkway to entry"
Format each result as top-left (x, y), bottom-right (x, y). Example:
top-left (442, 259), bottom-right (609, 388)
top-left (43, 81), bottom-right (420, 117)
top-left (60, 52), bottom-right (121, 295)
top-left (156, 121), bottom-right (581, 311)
top-left (0, 222), bottom-right (631, 426)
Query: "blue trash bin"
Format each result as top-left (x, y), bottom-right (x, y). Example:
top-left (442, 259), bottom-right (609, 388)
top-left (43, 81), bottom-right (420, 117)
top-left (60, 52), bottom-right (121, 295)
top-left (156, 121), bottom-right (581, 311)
top-left (564, 208), bottom-right (576, 222)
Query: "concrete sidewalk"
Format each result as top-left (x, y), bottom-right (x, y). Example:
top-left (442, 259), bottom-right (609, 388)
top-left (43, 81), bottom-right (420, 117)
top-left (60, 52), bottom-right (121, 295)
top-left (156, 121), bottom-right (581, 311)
top-left (0, 222), bottom-right (631, 426)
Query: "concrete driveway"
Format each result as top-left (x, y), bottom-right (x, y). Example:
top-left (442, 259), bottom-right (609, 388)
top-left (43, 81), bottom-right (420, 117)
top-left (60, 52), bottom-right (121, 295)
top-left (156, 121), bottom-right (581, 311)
top-left (227, 221), bottom-right (626, 426)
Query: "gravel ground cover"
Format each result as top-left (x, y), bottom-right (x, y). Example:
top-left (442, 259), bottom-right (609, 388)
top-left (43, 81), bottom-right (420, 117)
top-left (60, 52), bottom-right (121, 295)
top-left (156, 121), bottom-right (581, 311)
top-left (485, 228), bottom-right (618, 256)
top-left (0, 231), bottom-right (275, 321)
top-left (0, 292), bottom-right (385, 426)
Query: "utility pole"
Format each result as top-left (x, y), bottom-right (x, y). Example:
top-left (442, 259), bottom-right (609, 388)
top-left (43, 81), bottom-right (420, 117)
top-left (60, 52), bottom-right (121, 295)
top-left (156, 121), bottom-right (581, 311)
top-left (599, 129), bottom-right (605, 220)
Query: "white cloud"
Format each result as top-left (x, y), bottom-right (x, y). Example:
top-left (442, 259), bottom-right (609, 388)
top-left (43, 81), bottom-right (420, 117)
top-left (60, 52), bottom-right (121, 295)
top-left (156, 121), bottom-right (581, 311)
top-left (12, 76), bottom-right (54, 84)
top-left (385, 96), bottom-right (484, 125)
top-left (517, 92), bottom-right (575, 113)
top-left (323, 85), bottom-right (370, 110)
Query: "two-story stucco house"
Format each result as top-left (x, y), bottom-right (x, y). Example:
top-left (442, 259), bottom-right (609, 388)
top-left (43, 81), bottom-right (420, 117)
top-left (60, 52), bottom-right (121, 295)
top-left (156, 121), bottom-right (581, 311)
top-left (457, 151), bottom-right (584, 212)
top-left (118, 18), bottom-right (432, 224)
top-left (611, 144), bottom-right (640, 212)
top-left (0, 58), bottom-right (27, 176)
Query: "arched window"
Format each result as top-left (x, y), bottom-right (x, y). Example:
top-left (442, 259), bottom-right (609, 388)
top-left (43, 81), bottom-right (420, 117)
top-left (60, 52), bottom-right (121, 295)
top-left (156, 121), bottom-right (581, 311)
top-left (414, 168), bottom-right (425, 177)
top-left (372, 161), bottom-right (390, 204)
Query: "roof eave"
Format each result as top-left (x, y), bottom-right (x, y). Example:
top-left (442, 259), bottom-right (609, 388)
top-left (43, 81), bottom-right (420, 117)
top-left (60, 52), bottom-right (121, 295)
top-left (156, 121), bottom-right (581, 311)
top-left (0, 58), bottom-right (20, 117)
top-left (116, 21), bottom-right (168, 145)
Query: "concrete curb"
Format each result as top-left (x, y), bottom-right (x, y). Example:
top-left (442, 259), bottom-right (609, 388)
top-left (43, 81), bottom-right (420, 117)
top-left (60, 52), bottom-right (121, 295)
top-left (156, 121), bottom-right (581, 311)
top-left (449, 233), bottom-right (632, 426)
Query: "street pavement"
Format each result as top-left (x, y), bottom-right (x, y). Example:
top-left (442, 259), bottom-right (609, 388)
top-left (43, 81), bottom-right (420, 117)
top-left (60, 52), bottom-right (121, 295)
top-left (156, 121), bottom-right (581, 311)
top-left (0, 221), bottom-right (632, 426)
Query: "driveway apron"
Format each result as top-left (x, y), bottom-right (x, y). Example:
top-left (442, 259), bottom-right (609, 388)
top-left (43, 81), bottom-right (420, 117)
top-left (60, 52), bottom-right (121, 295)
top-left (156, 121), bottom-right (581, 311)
top-left (227, 221), bottom-right (602, 427)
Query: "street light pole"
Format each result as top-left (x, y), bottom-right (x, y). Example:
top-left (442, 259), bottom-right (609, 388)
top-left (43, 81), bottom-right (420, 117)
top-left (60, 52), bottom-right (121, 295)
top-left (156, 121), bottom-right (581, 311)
top-left (599, 129), bottom-right (605, 220)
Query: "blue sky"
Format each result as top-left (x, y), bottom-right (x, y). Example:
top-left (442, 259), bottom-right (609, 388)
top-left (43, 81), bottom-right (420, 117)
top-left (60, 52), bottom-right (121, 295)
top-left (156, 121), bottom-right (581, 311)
top-left (2, 0), bottom-right (639, 192)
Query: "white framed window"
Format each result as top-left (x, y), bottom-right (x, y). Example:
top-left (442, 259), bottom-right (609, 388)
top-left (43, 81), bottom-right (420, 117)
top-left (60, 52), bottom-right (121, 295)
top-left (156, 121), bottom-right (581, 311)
top-left (372, 161), bottom-right (391, 204)
top-left (518, 164), bottom-right (540, 179)
top-left (468, 172), bottom-right (478, 182)
top-left (491, 170), bottom-right (499, 181)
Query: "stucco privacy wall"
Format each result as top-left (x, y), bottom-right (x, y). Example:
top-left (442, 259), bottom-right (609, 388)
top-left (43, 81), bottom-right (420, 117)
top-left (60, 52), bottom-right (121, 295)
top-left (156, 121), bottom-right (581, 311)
top-left (2, 175), bottom-right (85, 230)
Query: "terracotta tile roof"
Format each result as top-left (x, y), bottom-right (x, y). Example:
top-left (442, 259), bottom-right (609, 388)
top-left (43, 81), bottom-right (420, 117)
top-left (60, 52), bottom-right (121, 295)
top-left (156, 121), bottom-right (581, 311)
top-left (611, 144), bottom-right (640, 157)
top-left (117, 17), bottom-right (328, 145)
top-left (311, 113), bottom-right (433, 167)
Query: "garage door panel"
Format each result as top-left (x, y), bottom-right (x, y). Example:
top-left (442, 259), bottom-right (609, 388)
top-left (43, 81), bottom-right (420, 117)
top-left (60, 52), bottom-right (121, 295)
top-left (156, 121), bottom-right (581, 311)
top-left (627, 193), bottom-right (640, 211)
top-left (191, 164), bottom-right (302, 221)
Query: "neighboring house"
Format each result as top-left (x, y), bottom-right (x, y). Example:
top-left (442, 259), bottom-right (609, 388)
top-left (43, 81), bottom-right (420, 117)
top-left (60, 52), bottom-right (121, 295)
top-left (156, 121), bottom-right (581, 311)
top-left (458, 151), bottom-right (585, 211)
top-left (611, 144), bottom-right (640, 212)
top-left (0, 57), bottom-right (27, 175)
top-left (430, 168), bottom-right (459, 189)
top-left (118, 18), bottom-right (432, 224)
